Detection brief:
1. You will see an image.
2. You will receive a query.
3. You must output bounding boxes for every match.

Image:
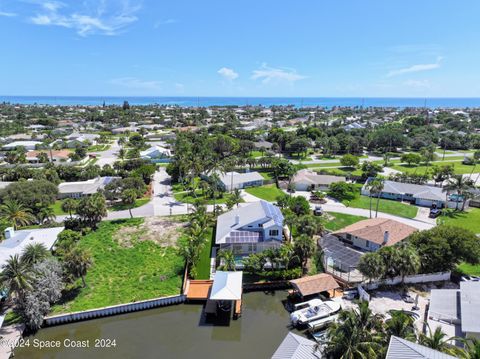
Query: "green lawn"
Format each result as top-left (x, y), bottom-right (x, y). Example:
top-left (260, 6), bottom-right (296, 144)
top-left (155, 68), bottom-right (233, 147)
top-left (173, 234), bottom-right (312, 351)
top-left (345, 195), bottom-right (418, 218)
top-left (245, 184), bottom-right (285, 202)
top-left (257, 170), bottom-right (274, 180)
top-left (193, 227), bottom-right (214, 280)
top-left (173, 191), bottom-right (240, 205)
top-left (87, 144), bottom-right (110, 152)
top-left (250, 150), bottom-right (264, 158)
top-left (311, 166), bottom-right (364, 177)
top-left (457, 262), bottom-right (480, 276)
top-left (52, 219), bottom-right (184, 314)
top-left (438, 208), bottom-right (480, 234)
top-left (50, 200), bottom-right (68, 215)
top-left (325, 212), bottom-right (368, 231)
top-left (391, 161), bottom-right (476, 175)
top-left (110, 197), bottom-right (151, 211)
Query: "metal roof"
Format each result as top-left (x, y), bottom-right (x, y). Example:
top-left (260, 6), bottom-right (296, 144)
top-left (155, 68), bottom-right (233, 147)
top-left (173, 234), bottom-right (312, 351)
top-left (209, 271), bottom-right (243, 301)
top-left (271, 332), bottom-right (320, 359)
top-left (429, 289), bottom-right (460, 322)
top-left (460, 281), bottom-right (480, 333)
top-left (386, 336), bottom-right (456, 359)
top-left (379, 180), bottom-right (446, 202)
top-left (218, 171), bottom-right (264, 187)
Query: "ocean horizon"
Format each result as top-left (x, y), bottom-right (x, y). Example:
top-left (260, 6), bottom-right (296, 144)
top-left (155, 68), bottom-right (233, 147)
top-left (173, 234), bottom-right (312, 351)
top-left (2, 96), bottom-right (480, 109)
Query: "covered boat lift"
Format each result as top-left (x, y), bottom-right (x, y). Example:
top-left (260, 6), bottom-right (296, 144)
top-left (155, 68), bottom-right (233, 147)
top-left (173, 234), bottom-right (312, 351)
top-left (206, 271), bottom-right (243, 318)
top-left (289, 273), bottom-right (340, 298)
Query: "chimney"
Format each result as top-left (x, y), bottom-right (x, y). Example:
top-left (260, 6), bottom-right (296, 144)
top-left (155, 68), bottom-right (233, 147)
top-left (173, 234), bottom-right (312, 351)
top-left (383, 231), bottom-right (390, 245)
top-left (4, 227), bottom-right (14, 240)
top-left (234, 215), bottom-right (240, 226)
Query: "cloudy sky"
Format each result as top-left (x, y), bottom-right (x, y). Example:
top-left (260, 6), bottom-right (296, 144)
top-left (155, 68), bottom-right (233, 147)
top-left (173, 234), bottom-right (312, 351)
top-left (0, 0), bottom-right (479, 97)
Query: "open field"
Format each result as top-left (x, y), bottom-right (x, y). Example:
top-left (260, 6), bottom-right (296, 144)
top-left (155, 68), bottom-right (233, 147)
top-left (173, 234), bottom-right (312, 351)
top-left (438, 208), bottom-right (480, 234)
top-left (52, 218), bottom-right (185, 313)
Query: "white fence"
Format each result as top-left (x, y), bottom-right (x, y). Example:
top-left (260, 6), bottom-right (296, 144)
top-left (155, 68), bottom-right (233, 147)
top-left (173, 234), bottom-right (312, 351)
top-left (44, 294), bottom-right (186, 326)
top-left (357, 285), bottom-right (370, 301)
top-left (363, 272), bottom-right (451, 290)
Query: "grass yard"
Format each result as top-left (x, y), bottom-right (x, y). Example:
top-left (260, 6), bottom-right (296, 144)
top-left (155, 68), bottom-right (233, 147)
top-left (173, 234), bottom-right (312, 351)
top-left (173, 190), bottom-right (240, 205)
top-left (87, 144), bottom-right (110, 152)
top-left (256, 169), bottom-right (274, 180)
top-left (324, 212), bottom-right (368, 231)
top-left (313, 167), bottom-right (364, 177)
top-left (438, 208), bottom-right (480, 234)
top-left (52, 219), bottom-right (185, 314)
top-left (391, 160), bottom-right (475, 175)
top-left (192, 227), bottom-right (214, 280)
top-left (345, 195), bottom-right (418, 218)
top-left (110, 196), bottom-right (151, 211)
top-left (249, 150), bottom-right (264, 158)
top-left (50, 200), bottom-right (68, 215)
top-left (457, 263), bottom-right (480, 276)
top-left (245, 184), bottom-right (284, 202)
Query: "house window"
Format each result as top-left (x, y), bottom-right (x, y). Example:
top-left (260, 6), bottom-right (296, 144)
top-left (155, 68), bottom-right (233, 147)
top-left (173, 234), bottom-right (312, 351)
top-left (346, 234), bottom-right (352, 240)
top-left (258, 223), bottom-right (263, 228)
top-left (269, 229), bottom-right (279, 236)
top-left (365, 241), bottom-right (370, 248)
top-left (232, 244), bottom-right (242, 254)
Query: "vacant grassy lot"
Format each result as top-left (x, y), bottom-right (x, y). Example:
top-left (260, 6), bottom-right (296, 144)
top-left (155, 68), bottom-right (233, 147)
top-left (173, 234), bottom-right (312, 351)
top-left (345, 195), bottom-right (418, 218)
top-left (245, 184), bottom-right (284, 202)
top-left (438, 208), bottom-right (480, 234)
top-left (324, 212), bottom-right (367, 231)
top-left (173, 190), bottom-right (239, 205)
top-left (52, 218), bottom-right (185, 313)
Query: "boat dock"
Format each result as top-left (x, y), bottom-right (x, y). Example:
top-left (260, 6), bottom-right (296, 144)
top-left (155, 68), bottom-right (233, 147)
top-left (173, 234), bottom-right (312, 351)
top-left (185, 280), bottom-right (213, 300)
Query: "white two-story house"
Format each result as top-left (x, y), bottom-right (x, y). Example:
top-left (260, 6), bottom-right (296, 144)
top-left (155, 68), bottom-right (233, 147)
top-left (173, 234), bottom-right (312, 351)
top-left (215, 201), bottom-right (284, 257)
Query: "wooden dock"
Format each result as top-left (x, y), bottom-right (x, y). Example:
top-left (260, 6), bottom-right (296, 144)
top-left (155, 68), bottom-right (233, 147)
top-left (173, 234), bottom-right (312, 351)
top-left (185, 280), bottom-right (213, 300)
top-left (234, 299), bottom-right (242, 318)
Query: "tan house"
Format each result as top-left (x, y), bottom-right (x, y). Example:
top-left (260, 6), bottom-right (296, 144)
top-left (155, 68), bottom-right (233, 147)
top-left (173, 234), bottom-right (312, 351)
top-left (332, 218), bottom-right (417, 252)
top-left (26, 150), bottom-right (71, 163)
top-left (291, 169), bottom-right (345, 191)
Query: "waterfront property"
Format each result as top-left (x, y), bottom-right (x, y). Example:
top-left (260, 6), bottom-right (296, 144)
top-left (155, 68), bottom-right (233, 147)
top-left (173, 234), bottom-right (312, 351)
top-left (428, 281), bottom-right (480, 342)
top-left (361, 179), bottom-right (464, 209)
top-left (331, 218), bottom-right (417, 252)
top-left (215, 201), bottom-right (284, 257)
top-left (0, 227), bottom-right (64, 267)
top-left (57, 176), bottom-right (119, 198)
top-left (271, 332), bottom-right (321, 359)
top-left (289, 169), bottom-right (346, 191)
top-left (289, 273), bottom-right (340, 298)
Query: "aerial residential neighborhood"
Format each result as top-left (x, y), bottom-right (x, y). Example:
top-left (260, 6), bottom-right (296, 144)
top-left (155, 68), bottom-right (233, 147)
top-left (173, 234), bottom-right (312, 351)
top-left (1, 1), bottom-right (480, 359)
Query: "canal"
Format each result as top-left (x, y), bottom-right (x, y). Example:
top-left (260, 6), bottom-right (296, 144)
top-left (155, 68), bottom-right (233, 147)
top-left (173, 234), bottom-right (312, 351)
top-left (15, 291), bottom-right (301, 359)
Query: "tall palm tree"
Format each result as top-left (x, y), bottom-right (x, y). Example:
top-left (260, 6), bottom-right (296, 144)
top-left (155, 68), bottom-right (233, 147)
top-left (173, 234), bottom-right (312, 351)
top-left (370, 178), bottom-right (384, 218)
top-left (61, 198), bottom-right (78, 218)
top-left (443, 175), bottom-right (475, 211)
top-left (293, 234), bottom-right (316, 273)
top-left (231, 188), bottom-right (242, 208)
top-left (419, 325), bottom-right (455, 354)
top-left (218, 249), bottom-right (236, 271)
top-left (396, 244), bottom-right (420, 285)
top-left (64, 247), bottom-right (93, 287)
top-left (21, 243), bottom-right (49, 267)
top-left (469, 150), bottom-right (480, 179)
top-left (0, 254), bottom-right (33, 301)
top-left (0, 200), bottom-right (35, 229)
top-left (325, 301), bottom-right (385, 359)
top-left (386, 311), bottom-right (416, 341)
top-left (121, 188), bottom-right (138, 219)
top-left (36, 205), bottom-right (56, 224)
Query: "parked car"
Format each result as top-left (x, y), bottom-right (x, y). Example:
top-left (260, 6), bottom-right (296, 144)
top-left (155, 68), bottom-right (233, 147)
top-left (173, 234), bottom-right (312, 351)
top-left (429, 208), bottom-right (441, 218)
top-left (313, 205), bottom-right (323, 216)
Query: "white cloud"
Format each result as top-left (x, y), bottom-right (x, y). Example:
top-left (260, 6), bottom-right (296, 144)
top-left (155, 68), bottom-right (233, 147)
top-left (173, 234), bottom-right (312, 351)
top-left (29, 0), bottom-right (140, 36)
top-left (387, 57), bottom-right (443, 77)
top-left (251, 63), bottom-right (306, 84)
top-left (110, 77), bottom-right (162, 90)
top-left (217, 67), bottom-right (239, 81)
top-left (154, 18), bottom-right (177, 28)
top-left (0, 11), bottom-right (17, 17)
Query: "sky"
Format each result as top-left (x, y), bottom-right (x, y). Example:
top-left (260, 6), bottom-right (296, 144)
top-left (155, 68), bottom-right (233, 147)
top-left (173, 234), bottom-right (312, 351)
top-left (0, 0), bottom-right (480, 97)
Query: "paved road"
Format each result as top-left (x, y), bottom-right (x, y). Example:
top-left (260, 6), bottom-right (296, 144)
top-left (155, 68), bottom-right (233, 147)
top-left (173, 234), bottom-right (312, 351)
top-left (91, 139), bottom-right (120, 167)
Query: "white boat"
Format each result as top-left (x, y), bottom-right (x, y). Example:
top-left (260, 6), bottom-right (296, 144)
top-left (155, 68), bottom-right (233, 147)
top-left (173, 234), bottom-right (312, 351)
top-left (290, 299), bottom-right (341, 326)
top-left (308, 314), bottom-right (339, 331)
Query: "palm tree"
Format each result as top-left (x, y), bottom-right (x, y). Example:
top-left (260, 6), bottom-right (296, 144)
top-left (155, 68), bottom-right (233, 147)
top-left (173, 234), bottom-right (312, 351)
top-left (61, 198), bottom-right (78, 218)
top-left (293, 234), bottom-right (316, 273)
top-left (231, 188), bottom-right (242, 207)
top-left (64, 247), bottom-right (93, 287)
top-left (21, 243), bottom-right (49, 267)
top-left (36, 205), bottom-right (56, 224)
top-left (325, 301), bottom-right (385, 359)
top-left (395, 245), bottom-right (420, 285)
top-left (218, 249), bottom-right (236, 271)
top-left (121, 188), bottom-right (138, 219)
top-left (443, 175), bottom-right (475, 211)
top-left (458, 337), bottom-right (480, 359)
top-left (386, 311), bottom-right (416, 341)
top-left (469, 150), bottom-right (480, 179)
top-left (0, 254), bottom-right (33, 301)
top-left (278, 243), bottom-right (296, 270)
top-left (370, 178), bottom-right (384, 218)
top-left (419, 325), bottom-right (455, 355)
top-left (358, 252), bottom-right (385, 282)
top-left (179, 238), bottom-right (200, 278)
top-left (0, 200), bottom-right (35, 229)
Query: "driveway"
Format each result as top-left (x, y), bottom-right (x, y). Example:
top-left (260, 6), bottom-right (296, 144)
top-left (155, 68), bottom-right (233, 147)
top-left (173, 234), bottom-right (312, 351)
top-left (90, 139), bottom-right (120, 167)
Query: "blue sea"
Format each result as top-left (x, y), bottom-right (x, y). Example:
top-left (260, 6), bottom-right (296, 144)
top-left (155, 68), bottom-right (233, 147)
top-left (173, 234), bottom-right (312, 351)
top-left (1, 96), bottom-right (480, 108)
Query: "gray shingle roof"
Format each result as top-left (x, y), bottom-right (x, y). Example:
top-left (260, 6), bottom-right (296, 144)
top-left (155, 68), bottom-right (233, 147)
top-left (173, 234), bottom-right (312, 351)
top-left (386, 336), bottom-right (456, 359)
top-left (379, 181), bottom-right (446, 202)
top-left (271, 332), bottom-right (320, 359)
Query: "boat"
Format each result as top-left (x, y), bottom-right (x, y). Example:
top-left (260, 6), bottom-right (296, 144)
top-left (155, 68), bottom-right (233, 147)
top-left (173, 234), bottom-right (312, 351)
top-left (290, 299), bottom-right (341, 326)
top-left (308, 314), bottom-right (339, 332)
